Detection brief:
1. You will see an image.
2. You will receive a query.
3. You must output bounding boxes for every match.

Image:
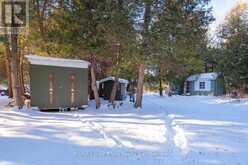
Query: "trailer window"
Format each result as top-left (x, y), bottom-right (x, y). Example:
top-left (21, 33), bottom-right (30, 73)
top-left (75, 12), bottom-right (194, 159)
top-left (70, 74), bottom-right (76, 104)
top-left (48, 73), bottom-right (54, 104)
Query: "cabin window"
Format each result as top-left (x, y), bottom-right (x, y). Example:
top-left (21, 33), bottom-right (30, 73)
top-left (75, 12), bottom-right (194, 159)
top-left (48, 73), bottom-right (54, 104)
top-left (199, 82), bottom-right (205, 89)
top-left (70, 74), bottom-right (76, 104)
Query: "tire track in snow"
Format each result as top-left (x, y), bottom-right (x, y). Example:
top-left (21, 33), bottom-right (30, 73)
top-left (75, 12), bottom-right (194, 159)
top-left (76, 115), bottom-right (126, 148)
top-left (88, 120), bottom-right (125, 147)
top-left (73, 98), bottom-right (189, 164)
top-left (143, 97), bottom-right (188, 164)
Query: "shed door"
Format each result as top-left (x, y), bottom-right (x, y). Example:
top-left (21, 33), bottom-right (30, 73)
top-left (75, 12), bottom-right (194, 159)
top-left (69, 74), bottom-right (76, 105)
top-left (48, 72), bottom-right (60, 108)
top-left (67, 73), bottom-right (82, 107)
top-left (48, 73), bottom-right (55, 106)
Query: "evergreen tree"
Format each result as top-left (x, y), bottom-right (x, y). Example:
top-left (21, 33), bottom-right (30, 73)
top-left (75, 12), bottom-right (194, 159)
top-left (150, 0), bottom-right (213, 94)
top-left (216, 2), bottom-right (248, 93)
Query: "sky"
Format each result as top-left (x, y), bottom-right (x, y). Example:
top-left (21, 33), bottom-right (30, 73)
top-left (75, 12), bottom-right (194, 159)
top-left (209, 0), bottom-right (248, 35)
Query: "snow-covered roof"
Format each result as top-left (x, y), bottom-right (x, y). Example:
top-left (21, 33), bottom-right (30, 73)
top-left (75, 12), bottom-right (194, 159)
top-left (26, 55), bottom-right (90, 69)
top-left (187, 72), bottom-right (220, 81)
top-left (99, 77), bottom-right (129, 84)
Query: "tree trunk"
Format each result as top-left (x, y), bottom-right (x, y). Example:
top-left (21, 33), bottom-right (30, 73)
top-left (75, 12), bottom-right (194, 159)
top-left (109, 76), bottom-right (118, 104)
top-left (135, 64), bottom-right (145, 108)
top-left (204, 62), bottom-right (208, 73)
top-left (19, 50), bottom-right (25, 96)
top-left (134, 0), bottom-right (152, 109)
top-left (5, 46), bottom-right (13, 98)
top-left (60, 0), bottom-right (64, 8)
top-left (10, 33), bottom-right (23, 107)
top-left (159, 79), bottom-right (163, 96)
top-left (109, 41), bottom-right (120, 104)
top-left (159, 68), bottom-right (163, 96)
top-left (90, 63), bottom-right (100, 109)
top-left (183, 81), bottom-right (187, 95)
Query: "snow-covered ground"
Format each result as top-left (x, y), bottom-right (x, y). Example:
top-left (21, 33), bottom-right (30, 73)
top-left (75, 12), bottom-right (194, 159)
top-left (0, 95), bottom-right (248, 165)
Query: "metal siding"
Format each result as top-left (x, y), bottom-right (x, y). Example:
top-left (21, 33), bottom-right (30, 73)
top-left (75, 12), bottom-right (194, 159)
top-left (190, 81), bottom-right (213, 96)
top-left (187, 81), bottom-right (195, 95)
top-left (211, 80), bottom-right (217, 96)
top-left (216, 77), bottom-right (225, 96)
top-left (30, 65), bottom-right (88, 109)
top-left (30, 65), bottom-right (50, 108)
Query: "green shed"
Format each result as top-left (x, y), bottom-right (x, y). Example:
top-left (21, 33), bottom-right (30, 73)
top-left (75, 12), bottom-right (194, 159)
top-left (98, 77), bottom-right (129, 101)
top-left (26, 55), bottom-right (90, 110)
top-left (185, 72), bottom-right (225, 96)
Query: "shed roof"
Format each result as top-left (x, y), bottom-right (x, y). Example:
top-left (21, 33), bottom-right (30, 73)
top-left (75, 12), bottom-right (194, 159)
top-left (26, 55), bottom-right (90, 69)
top-left (187, 72), bottom-right (220, 81)
top-left (99, 77), bottom-right (129, 84)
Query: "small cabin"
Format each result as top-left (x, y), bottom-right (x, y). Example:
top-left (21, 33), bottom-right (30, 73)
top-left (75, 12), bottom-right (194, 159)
top-left (185, 72), bottom-right (225, 96)
top-left (26, 55), bottom-right (90, 110)
top-left (98, 77), bottom-right (129, 101)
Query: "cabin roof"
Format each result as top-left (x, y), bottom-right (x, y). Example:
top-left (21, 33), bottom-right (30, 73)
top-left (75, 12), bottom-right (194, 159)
top-left (98, 77), bottom-right (129, 84)
top-left (26, 55), bottom-right (90, 69)
top-left (187, 72), bottom-right (220, 81)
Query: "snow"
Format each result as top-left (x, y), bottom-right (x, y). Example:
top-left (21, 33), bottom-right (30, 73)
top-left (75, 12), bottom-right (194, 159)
top-left (0, 95), bottom-right (248, 165)
top-left (0, 84), bottom-right (7, 90)
top-left (98, 77), bottom-right (129, 84)
top-left (26, 55), bottom-right (90, 69)
top-left (0, 96), bottom-right (9, 106)
top-left (187, 72), bottom-right (220, 81)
